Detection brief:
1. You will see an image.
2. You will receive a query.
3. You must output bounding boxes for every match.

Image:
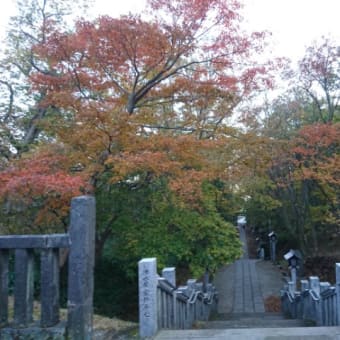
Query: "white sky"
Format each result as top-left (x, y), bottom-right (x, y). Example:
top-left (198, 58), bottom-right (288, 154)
top-left (0, 0), bottom-right (339, 63)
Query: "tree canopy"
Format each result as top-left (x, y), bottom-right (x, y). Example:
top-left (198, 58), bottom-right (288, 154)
top-left (1, 0), bottom-right (272, 275)
top-left (0, 0), bottom-right (339, 317)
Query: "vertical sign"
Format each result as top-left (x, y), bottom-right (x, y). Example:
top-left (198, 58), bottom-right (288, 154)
top-left (139, 258), bottom-right (158, 338)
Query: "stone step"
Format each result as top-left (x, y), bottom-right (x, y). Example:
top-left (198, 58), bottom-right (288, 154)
top-left (213, 312), bottom-right (284, 320)
top-left (154, 326), bottom-right (340, 340)
top-left (203, 318), bottom-right (306, 329)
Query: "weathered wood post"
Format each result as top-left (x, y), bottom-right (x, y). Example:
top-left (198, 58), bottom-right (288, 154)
top-left (139, 258), bottom-right (158, 338)
top-left (67, 195), bottom-right (96, 340)
top-left (336, 263), bottom-right (340, 326)
top-left (0, 250), bottom-right (9, 326)
top-left (40, 248), bottom-right (60, 327)
top-left (14, 249), bottom-right (34, 327)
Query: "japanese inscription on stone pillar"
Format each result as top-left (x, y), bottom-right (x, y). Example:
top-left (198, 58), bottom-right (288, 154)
top-left (138, 258), bottom-right (157, 338)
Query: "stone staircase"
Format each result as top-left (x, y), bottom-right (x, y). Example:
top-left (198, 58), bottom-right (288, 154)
top-left (205, 312), bottom-right (305, 329)
top-left (154, 299), bottom-right (340, 339)
top-left (154, 326), bottom-right (340, 339)
top-left (153, 227), bottom-right (340, 339)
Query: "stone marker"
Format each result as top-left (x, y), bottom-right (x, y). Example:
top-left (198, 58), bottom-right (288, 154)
top-left (139, 258), bottom-right (158, 338)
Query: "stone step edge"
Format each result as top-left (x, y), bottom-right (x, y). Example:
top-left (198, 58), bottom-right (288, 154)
top-left (212, 312), bottom-right (284, 320)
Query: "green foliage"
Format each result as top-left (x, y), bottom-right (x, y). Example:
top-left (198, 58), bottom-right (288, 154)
top-left (93, 259), bottom-right (138, 320)
top-left (88, 175), bottom-right (243, 318)
top-left (96, 176), bottom-right (242, 279)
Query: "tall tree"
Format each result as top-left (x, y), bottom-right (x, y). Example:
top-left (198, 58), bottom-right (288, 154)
top-left (296, 38), bottom-right (339, 123)
top-left (20, 0), bottom-right (273, 201)
top-left (0, 0), bottom-right (270, 270)
top-left (0, 0), bottom-right (91, 159)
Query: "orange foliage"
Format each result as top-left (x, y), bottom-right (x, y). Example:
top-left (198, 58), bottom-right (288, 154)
top-left (0, 147), bottom-right (90, 227)
top-left (1, 0), bottom-right (276, 221)
top-left (292, 123), bottom-right (340, 184)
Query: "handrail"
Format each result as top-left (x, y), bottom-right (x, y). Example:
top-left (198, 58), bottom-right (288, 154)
top-left (138, 258), bottom-right (218, 338)
top-left (158, 277), bottom-right (176, 293)
top-left (188, 290), bottom-right (203, 304)
top-left (281, 262), bottom-right (340, 327)
top-left (287, 291), bottom-right (295, 303)
top-left (321, 287), bottom-right (336, 299)
top-left (309, 289), bottom-right (320, 301)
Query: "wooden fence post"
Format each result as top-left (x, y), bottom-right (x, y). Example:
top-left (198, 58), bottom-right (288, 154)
top-left (40, 248), bottom-right (60, 327)
top-left (14, 249), bottom-right (34, 327)
top-left (67, 195), bottom-right (96, 340)
top-left (0, 250), bottom-right (9, 326)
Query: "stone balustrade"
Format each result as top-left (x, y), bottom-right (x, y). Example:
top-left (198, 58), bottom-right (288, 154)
top-left (138, 258), bottom-right (218, 338)
top-left (281, 263), bottom-right (340, 327)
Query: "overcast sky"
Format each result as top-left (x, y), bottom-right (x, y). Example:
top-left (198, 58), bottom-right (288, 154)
top-left (0, 0), bottom-right (339, 63)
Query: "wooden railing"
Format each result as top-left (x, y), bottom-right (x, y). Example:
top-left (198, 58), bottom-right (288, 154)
top-left (0, 195), bottom-right (95, 340)
top-left (281, 263), bottom-right (340, 326)
top-left (138, 258), bottom-right (218, 338)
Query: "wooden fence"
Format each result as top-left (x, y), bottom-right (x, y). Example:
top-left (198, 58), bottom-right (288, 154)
top-left (0, 195), bottom-right (95, 340)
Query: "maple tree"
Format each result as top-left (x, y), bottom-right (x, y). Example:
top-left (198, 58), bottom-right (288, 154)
top-left (278, 123), bottom-right (339, 253)
top-left (242, 38), bottom-right (339, 254)
top-left (1, 0), bottom-right (338, 318)
top-left (0, 145), bottom-right (88, 233)
top-left (13, 0), bottom-right (272, 205)
top-left (294, 38), bottom-right (339, 123)
top-left (244, 90), bottom-right (340, 254)
top-left (0, 0), bottom-right (91, 161)
top-left (0, 0), bottom-right (273, 276)
top-left (0, 0), bottom-right (92, 232)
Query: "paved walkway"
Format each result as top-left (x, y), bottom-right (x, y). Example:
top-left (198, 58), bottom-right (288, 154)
top-left (214, 226), bottom-right (282, 315)
top-left (154, 227), bottom-right (340, 339)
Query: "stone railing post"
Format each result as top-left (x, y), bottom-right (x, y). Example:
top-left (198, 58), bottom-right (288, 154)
top-left (310, 276), bottom-right (320, 296)
top-left (272, 241), bottom-right (276, 263)
top-left (162, 267), bottom-right (176, 286)
top-left (300, 279), bottom-right (309, 320)
top-left (309, 276), bottom-right (320, 322)
top-left (288, 281), bottom-right (296, 317)
top-left (67, 195), bottom-right (96, 340)
top-left (139, 258), bottom-right (158, 338)
top-left (301, 280), bottom-right (309, 291)
top-left (203, 268), bottom-right (209, 292)
top-left (318, 282), bottom-right (330, 326)
top-left (291, 267), bottom-right (297, 292)
top-left (336, 263), bottom-right (340, 326)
